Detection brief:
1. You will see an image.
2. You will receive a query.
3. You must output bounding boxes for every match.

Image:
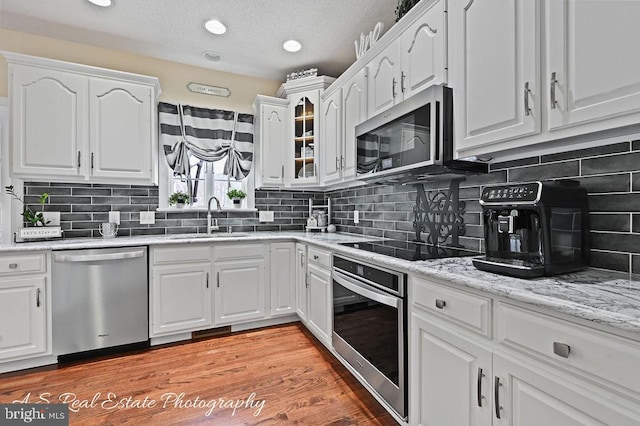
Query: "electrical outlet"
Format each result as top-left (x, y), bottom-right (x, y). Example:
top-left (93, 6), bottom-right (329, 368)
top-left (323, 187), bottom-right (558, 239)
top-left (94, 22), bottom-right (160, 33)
top-left (354, 210), bottom-right (359, 224)
top-left (259, 211), bottom-right (274, 222)
top-left (139, 211), bottom-right (155, 225)
top-left (42, 211), bottom-right (60, 226)
top-left (109, 211), bottom-right (121, 225)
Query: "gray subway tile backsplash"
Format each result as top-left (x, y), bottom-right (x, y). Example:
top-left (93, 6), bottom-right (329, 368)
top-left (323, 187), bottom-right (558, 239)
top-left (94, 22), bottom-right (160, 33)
top-left (23, 138), bottom-right (640, 274)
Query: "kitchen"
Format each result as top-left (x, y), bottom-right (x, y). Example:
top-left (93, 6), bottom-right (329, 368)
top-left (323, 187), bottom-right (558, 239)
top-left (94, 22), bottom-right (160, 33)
top-left (1, 0), bottom-right (640, 425)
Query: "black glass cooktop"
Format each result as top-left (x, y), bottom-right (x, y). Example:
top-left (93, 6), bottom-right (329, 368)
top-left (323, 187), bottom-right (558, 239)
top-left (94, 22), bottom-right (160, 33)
top-left (339, 240), bottom-right (480, 261)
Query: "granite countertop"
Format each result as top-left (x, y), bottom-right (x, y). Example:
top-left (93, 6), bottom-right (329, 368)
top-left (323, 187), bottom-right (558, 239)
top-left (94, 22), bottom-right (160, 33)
top-left (2, 231), bottom-right (639, 337)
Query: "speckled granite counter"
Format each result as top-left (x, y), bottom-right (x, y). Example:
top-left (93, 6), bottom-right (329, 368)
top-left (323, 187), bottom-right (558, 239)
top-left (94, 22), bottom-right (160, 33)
top-left (2, 231), bottom-right (639, 337)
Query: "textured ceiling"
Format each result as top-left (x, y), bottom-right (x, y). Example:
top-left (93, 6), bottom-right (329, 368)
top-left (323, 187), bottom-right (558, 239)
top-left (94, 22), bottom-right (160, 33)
top-left (0, 0), bottom-right (398, 81)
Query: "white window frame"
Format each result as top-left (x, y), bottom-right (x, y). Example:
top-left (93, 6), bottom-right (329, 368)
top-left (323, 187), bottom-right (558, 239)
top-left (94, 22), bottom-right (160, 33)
top-left (157, 151), bottom-right (255, 211)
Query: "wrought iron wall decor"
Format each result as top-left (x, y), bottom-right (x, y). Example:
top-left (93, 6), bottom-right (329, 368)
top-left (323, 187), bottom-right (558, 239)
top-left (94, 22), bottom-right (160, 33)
top-left (413, 178), bottom-right (466, 246)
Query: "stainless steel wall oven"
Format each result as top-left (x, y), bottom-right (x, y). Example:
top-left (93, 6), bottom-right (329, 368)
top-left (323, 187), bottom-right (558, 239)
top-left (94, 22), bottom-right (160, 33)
top-left (332, 255), bottom-right (407, 420)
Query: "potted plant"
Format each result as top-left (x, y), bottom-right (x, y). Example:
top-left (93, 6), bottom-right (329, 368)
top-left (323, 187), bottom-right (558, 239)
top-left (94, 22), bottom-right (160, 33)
top-left (169, 190), bottom-right (190, 208)
top-left (5, 185), bottom-right (50, 227)
top-left (226, 189), bottom-right (246, 208)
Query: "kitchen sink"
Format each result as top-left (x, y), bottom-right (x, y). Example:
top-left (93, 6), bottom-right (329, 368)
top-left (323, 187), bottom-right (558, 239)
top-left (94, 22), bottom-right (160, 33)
top-left (164, 232), bottom-right (250, 239)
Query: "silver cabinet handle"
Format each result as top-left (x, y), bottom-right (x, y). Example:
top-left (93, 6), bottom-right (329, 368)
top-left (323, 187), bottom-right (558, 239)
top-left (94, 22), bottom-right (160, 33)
top-left (77, 151), bottom-right (81, 168)
top-left (392, 77), bottom-right (397, 98)
top-left (36, 288), bottom-right (41, 307)
top-left (477, 367), bottom-right (485, 407)
top-left (340, 155), bottom-right (345, 169)
top-left (281, 165), bottom-right (284, 179)
top-left (300, 253), bottom-right (305, 267)
top-left (524, 82), bottom-right (531, 116)
top-left (401, 71), bottom-right (406, 93)
top-left (54, 250), bottom-right (144, 263)
top-left (435, 299), bottom-right (446, 309)
top-left (91, 152), bottom-right (95, 170)
top-left (336, 156), bottom-right (340, 170)
top-left (216, 272), bottom-right (220, 288)
top-left (553, 342), bottom-right (571, 358)
top-left (206, 272), bottom-right (209, 289)
top-left (305, 273), bottom-right (309, 288)
top-left (494, 376), bottom-right (502, 419)
top-left (8, 263), bottom-right (18, 269)
top-left (550, 72), bottom-right (558, 109)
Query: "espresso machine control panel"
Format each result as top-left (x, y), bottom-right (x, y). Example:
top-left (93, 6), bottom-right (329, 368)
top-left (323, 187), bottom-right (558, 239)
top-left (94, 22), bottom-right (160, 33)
top-left (480, 182), bottom-right (542, 204)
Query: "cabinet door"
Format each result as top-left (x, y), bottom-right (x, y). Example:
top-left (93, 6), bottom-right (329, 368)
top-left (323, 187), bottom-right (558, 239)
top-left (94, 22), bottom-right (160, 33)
top-left (493, 353), bottom-right (640, 425)
top-left (259, 103), bottom-right (288, 187)
top-left (0, 276), bottom-right (47, 361)
top-left (449, 0), bottom-right (540, 151)
top-left (10, 65), bottom-right (85, 178)
top-left (399, 0), bottom-right (447, 100)
top-left (342, 69), bottom-right (367, 181)
top-left (367, 41), bottom-right (401, 117)
top-left (150, 263), bottom-right (212, 336)
top-left (295, 243), bottom-right (307, 321)
top-left (411, 313), bottom-right (492, 426)
top-left (306, 262), bottom-right (332, 346)
top-left (290, 91), bottom-right (320, 185)
top-left (547, 1), bottom-right (640, 130)
top-left (89, 78), bottom-right (153, 182)
top-left (321, 90), bottom-right (342, 185)
top-left (214, 258), bottom-right (266, 325)
top-left (270, 242), bottom-right (296, 317)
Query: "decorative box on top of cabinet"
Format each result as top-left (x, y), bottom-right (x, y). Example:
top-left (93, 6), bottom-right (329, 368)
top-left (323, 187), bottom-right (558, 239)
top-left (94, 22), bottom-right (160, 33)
top-left (3, 52), bottom-right (161, 185)
top-left (277, 76), bottom-right (335, 188)
top-left (366, 0), bottom-right (446, 118)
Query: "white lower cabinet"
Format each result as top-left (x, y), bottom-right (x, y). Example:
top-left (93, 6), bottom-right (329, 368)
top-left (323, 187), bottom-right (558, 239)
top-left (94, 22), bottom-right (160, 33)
top-left (213, 244), bottom-right (267, 326)
top-left (295, 243), bottom-right (308, 321)
top-left (150, 245), bottom-right (213, 337)
top-left (411, 313), bottom-right (492, 426)
top-left (270, 242), bottom-right (296, 317)
top-left (409, 275), bottom-right (640, 426)
top-left (0, 252), bottom-right (50, 367)
top-left (305, 246), bottom-right (332, 347)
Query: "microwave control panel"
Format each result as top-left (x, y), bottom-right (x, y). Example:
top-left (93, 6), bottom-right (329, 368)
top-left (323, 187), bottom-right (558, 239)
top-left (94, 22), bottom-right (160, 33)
top-left (480, 182), bottom-right (542, 204)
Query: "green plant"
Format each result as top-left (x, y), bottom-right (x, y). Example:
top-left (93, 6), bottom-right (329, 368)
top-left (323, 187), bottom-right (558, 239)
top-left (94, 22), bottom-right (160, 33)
top-left (395, 0), bottom-right (420, 21)
top-left (168, 190), bottom-right (190, 206)
top-left (5, 185), bottom-right (50, 227)
top-left (226, 189), bottom-right (247, 200)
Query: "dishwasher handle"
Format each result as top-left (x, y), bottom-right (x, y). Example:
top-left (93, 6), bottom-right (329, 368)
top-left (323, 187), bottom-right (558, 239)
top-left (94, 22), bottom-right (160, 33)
top-left (53, 250), bottom-right (145, 263)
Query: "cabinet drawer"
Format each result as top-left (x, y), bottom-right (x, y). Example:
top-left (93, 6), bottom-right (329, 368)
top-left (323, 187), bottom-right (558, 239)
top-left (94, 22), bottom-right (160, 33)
top-left (214, 244), bottom-right (264, 261)
top-left (0, 254), bottom-right (46, 275)
top-left (152, 244), bottom-right (211, 265)
top-left (497, 303), bottom-right (640, 396)
top-left (412, 277), bottom-right (491, 338)
top-left (307, 246), bottom-right (331, 268)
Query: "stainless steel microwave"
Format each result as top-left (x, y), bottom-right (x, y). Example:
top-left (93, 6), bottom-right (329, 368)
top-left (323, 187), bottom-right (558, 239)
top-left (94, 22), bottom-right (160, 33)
top-left (355, 85), bottom-right (486, 184)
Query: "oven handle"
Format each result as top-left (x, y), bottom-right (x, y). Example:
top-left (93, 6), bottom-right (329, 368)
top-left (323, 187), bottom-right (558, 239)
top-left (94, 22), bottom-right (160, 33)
top-left (333, 270), bottom-right (400, 309)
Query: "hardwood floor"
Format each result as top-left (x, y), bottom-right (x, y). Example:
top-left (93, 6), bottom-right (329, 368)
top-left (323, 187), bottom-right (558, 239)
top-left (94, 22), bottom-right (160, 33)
top-left (0, 323), bottom-right (397, 425)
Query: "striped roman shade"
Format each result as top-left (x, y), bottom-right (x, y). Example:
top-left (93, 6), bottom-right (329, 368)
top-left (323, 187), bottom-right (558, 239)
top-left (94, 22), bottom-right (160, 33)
top-left (158, 102), bottom-right (254, 180)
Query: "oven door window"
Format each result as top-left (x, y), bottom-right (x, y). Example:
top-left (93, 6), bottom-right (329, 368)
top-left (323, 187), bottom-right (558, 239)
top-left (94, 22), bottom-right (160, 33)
top-left (333, 282), bottom-right (400, 386)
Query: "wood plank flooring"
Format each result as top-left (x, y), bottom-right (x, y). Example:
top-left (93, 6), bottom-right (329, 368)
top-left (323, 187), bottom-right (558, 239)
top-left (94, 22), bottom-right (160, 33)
top-left (0, 323), bottom-right (397, 425)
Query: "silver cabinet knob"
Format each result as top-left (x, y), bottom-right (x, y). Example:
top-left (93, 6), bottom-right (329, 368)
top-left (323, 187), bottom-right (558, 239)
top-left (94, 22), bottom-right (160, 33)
top-left (9, 263), bottom-right (18, 269)
top-left (435, 299), bottom-right (446, 309)
top-left (553, 342), bottom-right (571, 358)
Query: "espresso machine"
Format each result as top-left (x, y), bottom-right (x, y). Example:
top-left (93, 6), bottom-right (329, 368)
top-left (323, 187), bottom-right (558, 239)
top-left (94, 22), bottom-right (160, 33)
top-left (472, 180), bottom-right (589, 278)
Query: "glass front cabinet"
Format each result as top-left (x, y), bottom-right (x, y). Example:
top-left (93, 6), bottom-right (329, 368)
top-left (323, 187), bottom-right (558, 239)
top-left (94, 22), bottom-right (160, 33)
top-left (292, 92), bottom-right (318, 184)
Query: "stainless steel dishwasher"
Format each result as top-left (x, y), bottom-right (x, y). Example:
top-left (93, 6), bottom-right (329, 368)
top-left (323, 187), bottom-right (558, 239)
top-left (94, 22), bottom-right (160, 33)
top-left (52, 246), bottom-right (149, 356)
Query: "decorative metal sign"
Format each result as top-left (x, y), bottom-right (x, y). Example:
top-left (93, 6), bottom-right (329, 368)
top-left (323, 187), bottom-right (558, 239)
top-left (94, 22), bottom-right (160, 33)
top-left (187, 82), bottom-right (231, 97)
top-left (354, 22), bottom-right (384, 59)
top-left (15, 226), bottom-right (63, 242)
top-left (413, 179), bottom-right (466, 246)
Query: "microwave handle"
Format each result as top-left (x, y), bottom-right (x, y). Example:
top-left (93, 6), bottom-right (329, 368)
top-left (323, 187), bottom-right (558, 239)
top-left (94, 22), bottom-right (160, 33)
top-left (333, 270), bottom-right (400, 309)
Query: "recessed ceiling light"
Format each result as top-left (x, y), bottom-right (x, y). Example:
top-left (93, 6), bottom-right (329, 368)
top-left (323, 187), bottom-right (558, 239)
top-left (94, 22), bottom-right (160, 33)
top-left (87, 0), bottom-right (112, 7)
top-left (204, 19), bottom-right (227, 35)
top-left (283, 39), bottom-right (302, 53)
top-left (202, 51), bottom-right (223, 62)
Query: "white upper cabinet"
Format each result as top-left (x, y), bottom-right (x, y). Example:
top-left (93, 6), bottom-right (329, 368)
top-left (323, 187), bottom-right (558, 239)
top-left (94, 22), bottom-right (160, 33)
top-left (320, 89), bottom-right (342, 185)
top-left (341, 69), bottom-right (367, 181)
top-left (4, 52), bottom-right (160, 184)
top-left (289, 90), bottom-right (320, 186)
top-left (89, 78), bottom-right (153, 181)
top-left (546, 0), bottom-right (640, 131)
top-left (10, 65), bottom-right (85, 178)
top-left (367, 0), bottom-right (447, 118)
top-left (253, 95), bottom-right (289, 188)
top-left (449, 0), bottom-right (540, 152)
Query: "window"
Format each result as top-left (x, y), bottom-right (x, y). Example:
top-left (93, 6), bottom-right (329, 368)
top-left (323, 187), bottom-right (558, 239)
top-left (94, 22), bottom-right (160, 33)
top-left (159, 153), bottom-right (254, 210)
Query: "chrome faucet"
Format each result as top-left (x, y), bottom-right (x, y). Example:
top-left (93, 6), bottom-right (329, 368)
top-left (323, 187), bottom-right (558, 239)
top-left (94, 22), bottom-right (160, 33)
top-left (207, 196), bottom-right (222, 234)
